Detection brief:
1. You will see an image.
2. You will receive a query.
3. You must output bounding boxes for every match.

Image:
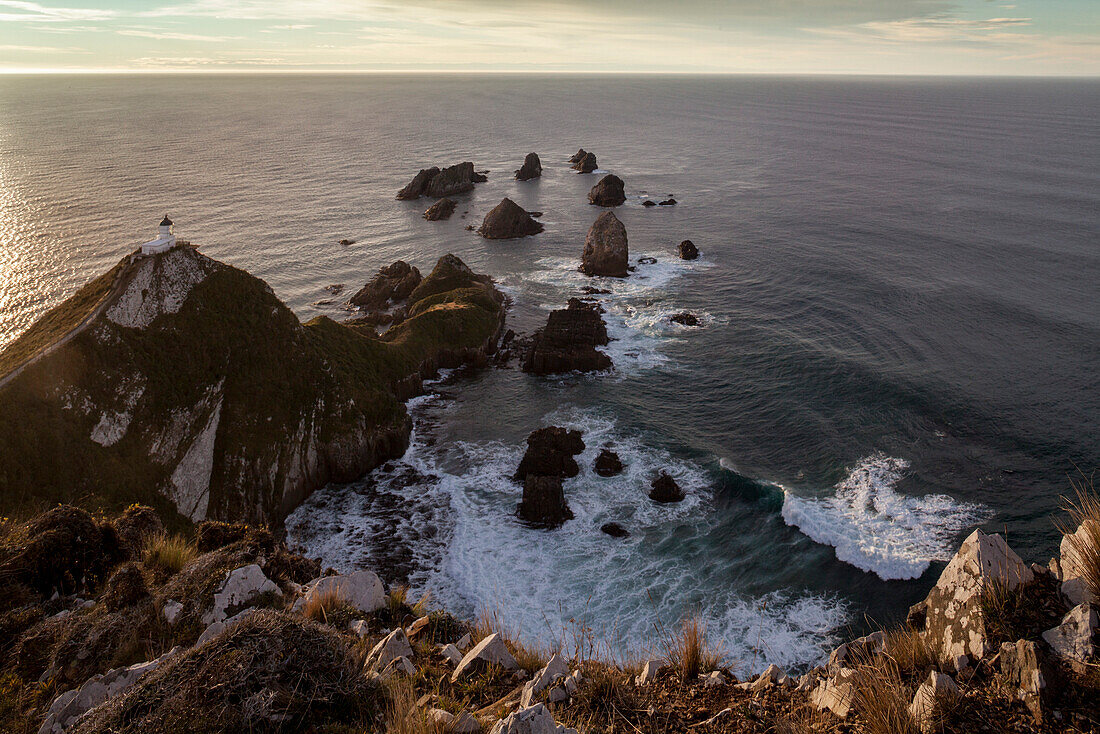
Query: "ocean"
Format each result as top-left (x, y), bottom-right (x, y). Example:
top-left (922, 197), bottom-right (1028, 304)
top-left (1, 74), bottom-right (1097, 671)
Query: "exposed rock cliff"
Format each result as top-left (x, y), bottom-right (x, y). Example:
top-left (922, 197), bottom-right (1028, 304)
top-left (0, 247), bottom-right (504, 527)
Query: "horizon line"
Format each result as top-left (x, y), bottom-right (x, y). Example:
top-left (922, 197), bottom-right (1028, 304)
top-left (2, 68), bottom-right (1099, 78)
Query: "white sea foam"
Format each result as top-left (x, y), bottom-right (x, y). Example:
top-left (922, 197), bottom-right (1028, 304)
top-left (288, 402), bottom-right (848, 673)
top-left (517, 254), bottom-right (715, 375)
top-left (780, 455), bottom-right (992, 581)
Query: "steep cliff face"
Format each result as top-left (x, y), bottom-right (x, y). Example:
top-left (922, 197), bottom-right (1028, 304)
top-left (0, 247), bottom-right (504, 527)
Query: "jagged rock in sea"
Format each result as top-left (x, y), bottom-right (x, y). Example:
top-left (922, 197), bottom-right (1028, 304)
top-left (588, 174), bottom-right (626, 207)
top-left (678, 240), bottom-right (699, 260)
top-left (396, 162), bottom-right (486, 200)
top-left (425, 161), bottom-right (487, 198)
top-left (515, 427), bottom-right (585, 480)
top-left (515, 152), bottom-right (542, 181)
top-left (0, 246), bottom-right (505, 526)
top-left (522, 299), bottom-right (611, 375)
top-left (478, 198), bottom-right (544, 239)
top-left (600, 522), bottom-right (629, 538)
top-left (424, 197), bottom-right (457, 221)
top-left (658, 198), bottom-right (677, 206)
top-left (642, 200), bottom-right (657, 207)
top-left (649, 472), bottom-right (685, 503)
top-left (568, 149), bottom-right (587, 164)
top-left (518, 474), bottom-right (574, 528)
top-left (670, 312), bottom-right (700, 327)
top-left (594, 448), bottom-right (623, 477)
top-left (906, 529), bottom-right (1034, 670)
top-left (349, 260), bottom-right (422, 310)
top-left (581, 211), bottom-right (629, 278)
top-left (396, 167), bottom-right (441, 200)
top-left (571, 151), bottom-right (598, 173)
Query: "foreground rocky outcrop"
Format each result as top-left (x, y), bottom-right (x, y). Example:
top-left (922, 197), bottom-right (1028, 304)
top-left (479, 198), bottom-right (544, 239)
top-left (515, 153), bottom-right (542, 181)
top-left (0, 247), bottom-right (505, 527)
top-left (581, 211), bottom-right (629, 278)
top-left (3, 483), bottom-right (1099, 734)
top-left (396, 162), bottom-right (486, 200)
top-left (522, 299), bottom-right (611, 375)
top-left (587, 174), bottom-right (626, 207)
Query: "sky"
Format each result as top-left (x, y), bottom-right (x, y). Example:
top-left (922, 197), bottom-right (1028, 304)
top-left (0, 0), bottom-right (1097, 75)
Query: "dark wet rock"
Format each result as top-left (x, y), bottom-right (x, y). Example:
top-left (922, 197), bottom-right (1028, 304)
top-left (601, 522), bottom-right (630, 538)
top-left (324, 284), bottom-right (344, 295)
top-left (658, 198), bottom-right (677, 206)
top-left (569, 149), bottom-right (587, 164)
top-left (423, 198), bottom-right (457, 221)
top-left (478, 198), bottom-right (544, 239)
top-left (670, 312), bottom-right (700, 327)
top-left (338, 238), bottom-right (355, 246)
top-left (515, 152), bottom-right (543, 181)
top-left (637, 256), bottom-right (657, 265)
top-left (594, 449), bottom-right (624, 477)
top-left (581, 286), bottom-right (611, 295)
top-left (678, 240), bottom-right (699, 260)
top-left (396, 167), bottom-right (440, 200)
top-left (588, 174), bottom-right (626, 207)
top-left (529, 211), bottom-right (543, 218)
top-left (642, 200), bottom-right (657, 207)
top-left (349, 261), bottom-right (422, 310)
top-left (581, 211), bottom-right (629, 278)
top-left (522, 299), bottom-right (612, 375)
top-left (517, 475), bottom-right (574, 528)
top-left (650, 472), bottom-right (685, 503)
top-left (572, 151), bottom-right (598, 173)
top-left (425, 162), bottom-right (483, 198)
top-left (515, 426), bottom-right (586, 481)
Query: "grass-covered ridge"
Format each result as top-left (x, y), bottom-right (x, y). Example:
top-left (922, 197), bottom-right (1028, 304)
top-left (0, 247), bottom-right (504, 528)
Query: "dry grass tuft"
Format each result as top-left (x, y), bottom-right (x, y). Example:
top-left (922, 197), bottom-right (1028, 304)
top-left (383, 677), bottom-right (447, 734)
top-left (142, 533), bottom-right (197, 576)
top-left (883, 625), bottom-right (935, 674)
top-left (299, 584), bottom-right (346, 625)
top-left (661, 613), bottom-right (725, 682)
top-left (387, 584), bottom-right (430, 619)
top-left (850, 654), bottom-right (919, 734)
top-left (1058, 473), bottom-right (1100, 601)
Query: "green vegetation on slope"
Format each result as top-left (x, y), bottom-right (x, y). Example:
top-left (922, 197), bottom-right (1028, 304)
top-left (0, 248), bottom-right (504, 528)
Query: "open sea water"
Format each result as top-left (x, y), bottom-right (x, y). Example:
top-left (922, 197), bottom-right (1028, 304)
top-left (1, 74), bottom-right (1097, 671)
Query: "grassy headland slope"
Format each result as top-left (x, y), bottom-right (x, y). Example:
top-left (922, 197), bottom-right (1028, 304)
top-left (0, 247), bottom-right (504, 527)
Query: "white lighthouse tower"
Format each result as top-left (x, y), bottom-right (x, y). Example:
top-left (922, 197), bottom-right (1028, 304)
top-left (140, 214), bottom-right (177, 255)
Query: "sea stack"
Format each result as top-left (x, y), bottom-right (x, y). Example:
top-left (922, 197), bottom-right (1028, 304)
top-left (396, 167), bottom-right (440, 200)
top-left (514, 427), bottom-right (585, 527)
top-left (588, 174), bottom-right (626, 207)
top-left (678, 240), bottom-right (699, 260)
top-left (569, 149), bottom-right (587, 163)
top-left (478, 198), bottom-right (544, 239)
top-left (425, 162), bottom-right (485, 198)
top-left (581, 211), bottom-right (629, 277)
top-left (515, 153), bottom-right (542, 181)
top-left (572, 151), bottom-right (598, 173)
top-left (423, 198), bottom-right (457, 221)
top-left (522, 299), bottom-right (612, 374)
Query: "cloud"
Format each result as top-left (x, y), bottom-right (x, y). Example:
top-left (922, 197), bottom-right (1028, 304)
top-left (0, 0), bottom-right (114, 22)
top-left (0, 43), bottom-right (88, 52)
top-left (809, 15), bottom-right (1034, 44)
top-left (117, 30), bottom-right (244, 42)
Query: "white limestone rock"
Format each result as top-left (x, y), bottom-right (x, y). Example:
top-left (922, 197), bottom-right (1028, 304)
top-left (37, 647), bottom-right (180, 734)
top-left (451, 633), bottom-right (519, 682)
top-left (1060, 520), bottom-right (1098, 582)
top-left (810, 668), bottom-right (857, 718)
top-left (440, 643), bottom-right (463, 665)
top-left (378, 655), bottom-right (416, 680)
top-left (489, 703), bottom-right (578, 734)
top-left (161, 599), bottom-right (183, 625)
top-left (202, 564), bottom-right (280, 626)
top-left (700, 670), bottom-right (727, 687)
top-left (521, 653), bottom-right (570, 707)
top-left (1042, 603), bottom-right (1099, 673)
top-left (909, 529), bottom-right (1033, 666)
top-left (292, 570), bottom-right (385, 615)
top-left (908, 671), bottom-right (959, 734)
top-left (365, 628), bottom-right (414, 673)
top-left (634, 659), bottom-right (664, 686)
top-left (998, 639), bottom-right (1047, 722)
top-left (197, 607), bottom-right (257, 646)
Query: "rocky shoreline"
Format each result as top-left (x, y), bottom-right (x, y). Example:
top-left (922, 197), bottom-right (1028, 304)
top-left (0, 493), bottom-right (1096, 733)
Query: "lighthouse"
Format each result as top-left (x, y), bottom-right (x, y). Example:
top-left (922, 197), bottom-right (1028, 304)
top-left (140, 214), bottom-right (177, 255)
